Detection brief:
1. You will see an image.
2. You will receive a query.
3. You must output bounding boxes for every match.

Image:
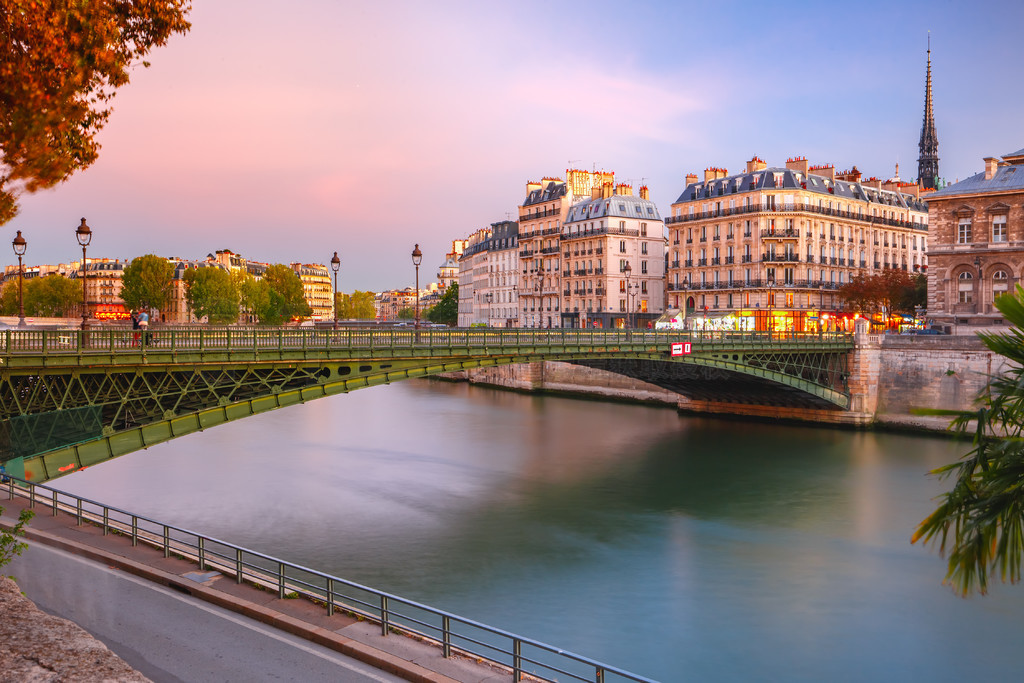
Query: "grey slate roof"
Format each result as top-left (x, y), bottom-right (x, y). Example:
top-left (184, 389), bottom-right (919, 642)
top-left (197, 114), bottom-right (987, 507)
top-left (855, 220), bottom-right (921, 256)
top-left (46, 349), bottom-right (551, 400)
top-left (523, 181), bottom-right (567, 207)
top-left (674, 166), bottom-right (929, 213)
top-left (565, 193), bottom-right (662, 223)
top-left (929, 163), bottom-right (1024, 198)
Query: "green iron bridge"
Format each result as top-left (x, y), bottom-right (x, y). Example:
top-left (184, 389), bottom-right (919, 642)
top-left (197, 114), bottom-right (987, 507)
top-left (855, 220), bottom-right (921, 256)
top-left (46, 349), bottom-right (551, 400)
top-left (0, 327), bottom-right (854, 483)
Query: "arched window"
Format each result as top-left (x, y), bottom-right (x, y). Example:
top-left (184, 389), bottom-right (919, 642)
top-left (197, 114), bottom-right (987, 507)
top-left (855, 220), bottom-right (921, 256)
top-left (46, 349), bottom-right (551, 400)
top-left (993, 270), bottom-right (1009, 301)
top-left (958, 271), bottom-right (974, 304)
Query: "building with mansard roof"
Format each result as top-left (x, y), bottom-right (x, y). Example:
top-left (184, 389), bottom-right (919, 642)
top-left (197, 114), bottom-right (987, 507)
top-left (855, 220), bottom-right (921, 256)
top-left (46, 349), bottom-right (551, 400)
top-left (665, 156), bottom-right (929, 332)
top-left (561, 183), bottom-right (665, 328)
top-left (924, 147), bottom-right (1024, 332)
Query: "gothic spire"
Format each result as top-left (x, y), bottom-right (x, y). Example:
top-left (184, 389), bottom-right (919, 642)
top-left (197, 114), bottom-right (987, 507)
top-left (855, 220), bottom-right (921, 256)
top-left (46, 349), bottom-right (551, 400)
top-left (918, 35), bottom-right (939, 190)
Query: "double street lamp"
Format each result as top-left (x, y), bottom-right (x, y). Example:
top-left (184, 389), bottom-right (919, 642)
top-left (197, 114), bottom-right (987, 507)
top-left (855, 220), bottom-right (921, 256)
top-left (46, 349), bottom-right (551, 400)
top-left (75, 218), bottom-right (92, 330)
top-left (330, 251), bottom-right (340, 330)
top-left (411, 244), bottom-right (422, 330)
top-left (623, 262), bottom-right (639, 329)
top-left (11, 230), bottom-right (26, 327)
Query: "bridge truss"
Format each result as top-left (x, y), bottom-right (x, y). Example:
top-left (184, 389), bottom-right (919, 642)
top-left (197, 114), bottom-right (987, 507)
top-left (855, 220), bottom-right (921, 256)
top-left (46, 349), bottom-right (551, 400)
top-left (0, 327), bottom-right (853, 482)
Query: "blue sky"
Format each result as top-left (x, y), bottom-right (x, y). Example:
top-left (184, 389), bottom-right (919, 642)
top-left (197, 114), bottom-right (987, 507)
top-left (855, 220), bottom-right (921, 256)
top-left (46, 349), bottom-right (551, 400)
top-left (5, 0), bottom-right (1022, 291)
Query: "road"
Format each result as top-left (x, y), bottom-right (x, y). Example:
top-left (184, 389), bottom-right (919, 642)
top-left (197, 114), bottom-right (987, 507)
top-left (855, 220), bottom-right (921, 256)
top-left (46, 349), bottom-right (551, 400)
top-left (9, 542), bottom-right (405, 683)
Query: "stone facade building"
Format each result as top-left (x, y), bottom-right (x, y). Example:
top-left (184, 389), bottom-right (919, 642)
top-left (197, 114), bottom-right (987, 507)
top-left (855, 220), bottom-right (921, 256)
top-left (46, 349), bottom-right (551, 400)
top-left (561, 183), bottom-right (665, 328)
top-left (924, 148), bottom-right (1024, 331)
top-left (666, 156), bottom-right (929, 332)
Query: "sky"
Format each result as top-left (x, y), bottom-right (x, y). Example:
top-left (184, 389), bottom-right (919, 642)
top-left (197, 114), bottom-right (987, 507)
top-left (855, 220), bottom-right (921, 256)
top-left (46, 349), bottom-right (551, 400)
top-left (5, 0), bottom-right (1023, 292)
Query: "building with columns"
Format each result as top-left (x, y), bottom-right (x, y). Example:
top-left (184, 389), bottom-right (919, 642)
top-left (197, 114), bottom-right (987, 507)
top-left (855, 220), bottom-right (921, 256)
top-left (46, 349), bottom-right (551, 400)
top-left (924, 148), bottom-right (1024, 331)
top-left (666, 156), bottom-right (929, 332)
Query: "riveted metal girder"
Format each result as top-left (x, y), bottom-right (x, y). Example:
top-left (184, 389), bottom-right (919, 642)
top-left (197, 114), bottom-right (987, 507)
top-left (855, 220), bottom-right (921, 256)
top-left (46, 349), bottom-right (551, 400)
top-left (0, 328), bottom-right (854, 482)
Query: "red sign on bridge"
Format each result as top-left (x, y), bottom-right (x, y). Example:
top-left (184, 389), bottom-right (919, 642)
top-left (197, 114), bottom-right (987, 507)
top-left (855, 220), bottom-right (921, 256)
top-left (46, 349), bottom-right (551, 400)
top-left (670, 342), bottom-right (692, 357)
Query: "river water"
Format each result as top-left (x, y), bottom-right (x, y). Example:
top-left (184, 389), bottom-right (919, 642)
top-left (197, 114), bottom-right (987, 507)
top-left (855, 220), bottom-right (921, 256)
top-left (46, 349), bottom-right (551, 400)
top-left (51, 379), bottom-right (1024, 682)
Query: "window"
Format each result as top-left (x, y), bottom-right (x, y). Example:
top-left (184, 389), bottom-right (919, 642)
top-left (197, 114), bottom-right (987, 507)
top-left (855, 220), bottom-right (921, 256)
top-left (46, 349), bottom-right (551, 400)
top-left (641, 261), bottom-right (648, 274)
top-left (994, 270), bottom-right (1009, 300)
top-left (958, 218), bottom-right (972, 244)
top-left (993, 215), bottom-right (1008, 243)
top-left (619, 240), bottom-right (627, 253)
top-left (958, 271), bottom-right (974, 303)
top-left (641, 242), bottom-right (648, 255)
top-left (641, 222), bottom-right (648, 236)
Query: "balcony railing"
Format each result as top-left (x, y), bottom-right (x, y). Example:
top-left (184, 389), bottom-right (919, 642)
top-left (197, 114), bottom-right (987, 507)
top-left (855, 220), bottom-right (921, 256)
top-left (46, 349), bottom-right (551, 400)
top-left (664, 202), bottom-right (922, 230)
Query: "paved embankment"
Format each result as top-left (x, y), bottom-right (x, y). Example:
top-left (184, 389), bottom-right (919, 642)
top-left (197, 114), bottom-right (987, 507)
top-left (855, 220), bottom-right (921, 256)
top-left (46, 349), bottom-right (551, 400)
top-left (0, 497), bottom-right (509, 683)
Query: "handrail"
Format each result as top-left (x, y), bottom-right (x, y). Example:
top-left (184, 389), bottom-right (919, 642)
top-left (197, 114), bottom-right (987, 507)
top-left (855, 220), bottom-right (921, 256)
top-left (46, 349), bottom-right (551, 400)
top-left (0, 327), bottom-right (855, 358)
top-left (2, 475), bottom-right (655, 683)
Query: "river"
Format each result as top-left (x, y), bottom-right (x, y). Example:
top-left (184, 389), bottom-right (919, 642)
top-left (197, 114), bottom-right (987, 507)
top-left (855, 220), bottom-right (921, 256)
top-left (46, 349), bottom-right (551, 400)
top-left (50, 378), bottom-right (1024, 682)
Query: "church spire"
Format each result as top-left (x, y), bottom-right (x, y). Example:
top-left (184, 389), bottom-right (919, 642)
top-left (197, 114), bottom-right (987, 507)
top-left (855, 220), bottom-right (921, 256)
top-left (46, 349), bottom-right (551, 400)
top-left (918, 34), bottom-right (939, 190)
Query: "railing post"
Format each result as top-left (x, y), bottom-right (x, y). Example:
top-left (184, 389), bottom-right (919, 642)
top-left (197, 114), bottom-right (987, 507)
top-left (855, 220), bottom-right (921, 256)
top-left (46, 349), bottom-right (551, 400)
top-left (278, 561), bottom-right (285, 598)
top-left (236, 548), bottom-right (243, 583)
top-left (380, 595), bottom-right (389, 636)
top-left (163, 526), bottom-right (170, 558)
top-left (51, 489), bottom-right (58, 516)
top-left (102, 507), bottom-right (109, 535)
top-left (131, 515), bottom-right (138, 546)
top-left (596, 666), bottom-right (606, 683)
top-left (327, 577), bottom-right (335, 617)
top-left (28, 482), bottom-right (35, 508)
top-left (513, 638), bottom-right (523, 682)
top-left (76, 498), bottom-right (82, 525)
top-left (199, 536), bottom-right (205, 569)
top-left (442, 615), bottom-right (451, 657)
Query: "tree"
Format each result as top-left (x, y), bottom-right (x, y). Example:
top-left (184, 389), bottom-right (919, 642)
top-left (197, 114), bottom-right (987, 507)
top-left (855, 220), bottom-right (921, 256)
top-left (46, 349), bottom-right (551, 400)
top-left (184, 266), bottom-right (239, 324)
top-left (838, 269), bottom-right (922, 322)
top-left (121, 254), bottom-right (174, 314)
top-left (24, 274), bottom-right (79, 316)
top-left (0, 281), bottom-right (17, 315)
top-left (913, 288), bottom-right (1024, 595)
top-left (0, 1), bottom-right (192, 224)
top-left (238, 265), bottom-right (310, 325)
top-left (428, 283), bottom-right (458, 326)
top-left (396, 307), bottom-right (414, 320)
top-left (336, 290), bottom-right (376, 319)
top-left (0, 504), bottom-right (34, 576)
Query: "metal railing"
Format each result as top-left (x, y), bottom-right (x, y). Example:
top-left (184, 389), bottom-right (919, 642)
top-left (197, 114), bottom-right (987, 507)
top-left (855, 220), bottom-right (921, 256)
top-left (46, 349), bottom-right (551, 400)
top-left (0, 326), bottom-right (855, 359)
top-left (2, 474), bottom-right (655, 683)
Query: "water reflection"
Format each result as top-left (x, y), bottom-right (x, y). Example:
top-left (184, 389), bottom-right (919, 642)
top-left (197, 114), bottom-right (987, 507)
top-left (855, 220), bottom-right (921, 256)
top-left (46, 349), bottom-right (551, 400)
top-left (52, 379), bottom-right (1024, 682)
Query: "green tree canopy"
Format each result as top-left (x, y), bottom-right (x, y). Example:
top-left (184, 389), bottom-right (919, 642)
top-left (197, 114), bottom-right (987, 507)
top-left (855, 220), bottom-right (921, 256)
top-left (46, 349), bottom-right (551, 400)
top-left (336, 290), bottom-right (376, 319)
top-left (838, 269), bottom-right (924, 320)
top-left (427, 283), bottom-right (458, 326)
top-left (121, 254), bottom-right (174, 314)
top-left (238, 265), bottom-right (311, 325)
top-left (0, 281), bottom-right (17, 315)
top-left (184, 266), bottom-right (239, 324)
top-left (914, 288), bottom-right (1024, 595)
top-left (0, 1), bottom-right (191, 224)
top-left (24, 274), bottom-right (80, 316)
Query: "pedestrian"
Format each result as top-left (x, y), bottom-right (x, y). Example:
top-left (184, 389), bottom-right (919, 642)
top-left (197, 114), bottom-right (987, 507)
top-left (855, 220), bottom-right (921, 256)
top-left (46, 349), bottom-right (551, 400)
top-left (138, 310), bottom-right (149, 346)
top-left (0, 464), bottom-right (8, 484)
top-left (131, 310), bottom-right (140, 347)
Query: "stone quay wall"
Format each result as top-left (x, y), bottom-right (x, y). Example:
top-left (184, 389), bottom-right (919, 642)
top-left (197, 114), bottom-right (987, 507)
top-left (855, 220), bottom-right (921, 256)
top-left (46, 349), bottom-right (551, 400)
top-left (445, 334), bottom-right (1005, 434)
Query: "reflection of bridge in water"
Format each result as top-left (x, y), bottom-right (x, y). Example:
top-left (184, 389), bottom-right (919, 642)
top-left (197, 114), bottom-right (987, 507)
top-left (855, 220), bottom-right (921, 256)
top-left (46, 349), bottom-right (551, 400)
top-left (1, 327), bottom-right (853, 482)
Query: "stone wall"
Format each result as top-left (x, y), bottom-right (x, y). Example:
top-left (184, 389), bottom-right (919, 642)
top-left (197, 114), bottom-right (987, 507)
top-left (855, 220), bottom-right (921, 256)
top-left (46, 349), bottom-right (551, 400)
top-left (451, 334), bottom-right (1003, 433)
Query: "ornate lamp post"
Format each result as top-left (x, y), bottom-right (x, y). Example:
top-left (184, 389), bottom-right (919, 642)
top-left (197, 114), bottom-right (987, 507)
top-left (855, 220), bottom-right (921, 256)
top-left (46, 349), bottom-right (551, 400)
top-left (12, 230), bottom-right (27, 327)
top-left (974, 255), bottom-right (983, 315)
top-left (75, 218), bottom-right (92, 330)
top-left (330, 251), bottom-right (340, 330)
top-left (624, 261), bottom-right (633, 328)
top-left (411, 244), bottom-right (422, 330)
top-left (485, 292), bottom-right (493, 327)
top-left (766, 272), bottom-right (775, 334)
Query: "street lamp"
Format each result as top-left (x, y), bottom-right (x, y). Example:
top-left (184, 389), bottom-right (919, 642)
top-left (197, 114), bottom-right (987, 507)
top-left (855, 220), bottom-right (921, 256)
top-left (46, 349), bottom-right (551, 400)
top-left (766, 272), bottom-right (775, 334)
top-left (330, 251), bottom-right (340, 330)
top-left (11, 230), bottom-right (26, 327)
top-left (411, 244), bottom-right (422, 330)
top-left (485, 292), bottom-right (493, 327)
top-left (75, 218), bottom-right (92, 330)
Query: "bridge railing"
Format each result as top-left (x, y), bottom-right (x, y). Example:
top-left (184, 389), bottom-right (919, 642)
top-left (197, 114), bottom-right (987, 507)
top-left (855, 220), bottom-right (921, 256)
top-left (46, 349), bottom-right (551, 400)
top-left (0, 326), bottom-right (853, 356)
top-left (2, 475), bottom-right (654, 683)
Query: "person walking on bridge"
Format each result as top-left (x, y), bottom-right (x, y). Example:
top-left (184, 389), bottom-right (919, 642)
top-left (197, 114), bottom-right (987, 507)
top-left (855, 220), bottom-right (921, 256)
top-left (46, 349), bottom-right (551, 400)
top-left (138, 310), bottom-right (149, 346)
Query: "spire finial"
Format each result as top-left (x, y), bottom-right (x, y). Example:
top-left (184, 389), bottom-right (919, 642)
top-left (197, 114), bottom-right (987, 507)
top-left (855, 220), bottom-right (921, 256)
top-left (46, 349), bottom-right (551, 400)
top-left (917, 35), bottom-right (939, 190)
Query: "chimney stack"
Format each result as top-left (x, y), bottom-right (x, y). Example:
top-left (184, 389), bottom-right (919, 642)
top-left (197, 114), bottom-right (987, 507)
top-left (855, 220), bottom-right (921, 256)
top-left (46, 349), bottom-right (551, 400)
top-left (639, 185), bottom-right (649, 200)
top-left (686, 173), bottom-right (699, 186)
top-left (984, 157), bottom-right (999, 180)
top-left (785, 156), bottom-right (809, 175)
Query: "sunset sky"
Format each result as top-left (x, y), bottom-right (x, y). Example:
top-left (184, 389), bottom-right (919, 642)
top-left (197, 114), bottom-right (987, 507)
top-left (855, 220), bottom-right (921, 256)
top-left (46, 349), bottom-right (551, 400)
top-left (6, 0), bottom-right (1023, 291)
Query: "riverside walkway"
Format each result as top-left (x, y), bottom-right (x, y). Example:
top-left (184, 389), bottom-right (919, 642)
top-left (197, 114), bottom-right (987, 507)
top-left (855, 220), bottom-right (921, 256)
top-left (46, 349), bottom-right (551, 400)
top-left (1, 475), bottom-right (653, 682)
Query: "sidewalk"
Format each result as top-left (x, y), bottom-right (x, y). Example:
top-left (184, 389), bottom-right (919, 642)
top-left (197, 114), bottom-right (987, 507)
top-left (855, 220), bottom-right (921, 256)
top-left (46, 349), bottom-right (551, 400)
top-left (0, 494), bottom-right (509, 683)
